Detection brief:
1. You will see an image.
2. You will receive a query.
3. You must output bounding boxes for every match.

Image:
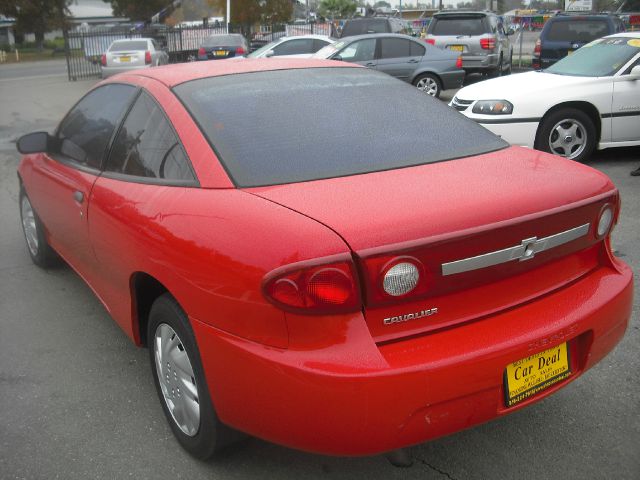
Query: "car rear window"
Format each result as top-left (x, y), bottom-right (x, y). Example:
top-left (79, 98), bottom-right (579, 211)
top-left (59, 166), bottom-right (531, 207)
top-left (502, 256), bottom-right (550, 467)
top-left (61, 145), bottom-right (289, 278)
top-left (545, 20), bottom-right (609, 42)
top-left (110, 40), bottom-right (148, 51)
top-left (431, 16), bottom-right (487, 36)
top-left (173, 68), bottom-right (507, 188)
top-left (341, 19), bottom-right (389, 37)
top-left (203, 34), bottom-right (243, 46)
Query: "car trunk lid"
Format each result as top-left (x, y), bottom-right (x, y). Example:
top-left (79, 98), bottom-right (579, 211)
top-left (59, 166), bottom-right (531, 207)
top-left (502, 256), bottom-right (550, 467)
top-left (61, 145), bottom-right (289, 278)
top-left (248, 147), bottom-right (617, 342)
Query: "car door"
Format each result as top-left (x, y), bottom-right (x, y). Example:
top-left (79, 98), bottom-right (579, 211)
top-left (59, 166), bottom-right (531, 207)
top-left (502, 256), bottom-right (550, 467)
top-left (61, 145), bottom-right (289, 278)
top-left (611, 57), bottom-right (640, 142)
top-left (375, 37), bottom-right (420, 81)
top-left (26, 83), bottom-right (138, 274)
top-left (333, 38), bottom-right (377, 68)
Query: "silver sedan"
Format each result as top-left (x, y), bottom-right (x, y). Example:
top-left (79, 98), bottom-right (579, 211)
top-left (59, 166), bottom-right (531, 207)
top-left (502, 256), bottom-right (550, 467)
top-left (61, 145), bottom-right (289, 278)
top-left (101, 38), bottom-right (169, 79)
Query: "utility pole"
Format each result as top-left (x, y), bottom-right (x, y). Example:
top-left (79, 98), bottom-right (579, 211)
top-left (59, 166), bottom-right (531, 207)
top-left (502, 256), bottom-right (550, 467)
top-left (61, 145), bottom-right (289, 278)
top-left (226, 0), bottom-right (230, 32)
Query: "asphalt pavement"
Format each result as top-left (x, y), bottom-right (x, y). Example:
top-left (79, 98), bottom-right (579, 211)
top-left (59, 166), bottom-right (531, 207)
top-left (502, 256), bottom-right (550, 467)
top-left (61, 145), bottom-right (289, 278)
top-left (0, 62), bottom-right (638, 480)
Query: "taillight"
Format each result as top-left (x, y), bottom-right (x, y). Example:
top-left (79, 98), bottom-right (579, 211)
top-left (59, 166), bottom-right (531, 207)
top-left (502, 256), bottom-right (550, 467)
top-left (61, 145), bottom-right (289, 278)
top-left (425, 38), bottom-right (435, 45)
top-left (456, 55), bottom-right (462, 68)
top-left (198, 47), bottom-right (206, 57)
top-left (534, 38), bottom-right (541, 57)
top-left (480, 37), bottom-right (496, 50)
top-left (263, 256), bottom-right (361, 314)
top-left (236, 46), bottom-right (246, 55)
top-left (362, 255), bottom-right (430, 306)
top-left (101, 54), bottom-right (106, 66)
top-left (145, 50), bottom-right (151, 64)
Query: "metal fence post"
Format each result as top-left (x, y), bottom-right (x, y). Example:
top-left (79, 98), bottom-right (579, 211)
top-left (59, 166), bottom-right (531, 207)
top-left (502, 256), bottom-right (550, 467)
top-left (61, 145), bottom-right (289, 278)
top-left (63, 27), bottom-right (73, 81)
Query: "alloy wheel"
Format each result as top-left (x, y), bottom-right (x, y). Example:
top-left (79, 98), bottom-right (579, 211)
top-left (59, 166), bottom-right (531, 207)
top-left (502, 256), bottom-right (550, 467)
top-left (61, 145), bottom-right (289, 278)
top-left (415, 77), bottom-right (439, 96)
top-left (20, 195), bottom-right (39, 257)
top-left (547, 118), bottom-right (587, 159)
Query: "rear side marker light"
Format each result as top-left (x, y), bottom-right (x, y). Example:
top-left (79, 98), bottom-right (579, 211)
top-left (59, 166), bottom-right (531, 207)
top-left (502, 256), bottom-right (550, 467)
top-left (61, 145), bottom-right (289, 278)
top-left (198, 47), bottom-right (206, 57)
top-left (425, 39), bottom-right (435, 45)
top-left (534, 38), bottom-right (541, 56)
top-left (236, 46), bottom-right (246, 55)
top-left (383, 262), bottom-right (420, 296)
top-left (596, 204), bottom-right (614, 238)
top-left (263, 256), bottom-right (361, 314)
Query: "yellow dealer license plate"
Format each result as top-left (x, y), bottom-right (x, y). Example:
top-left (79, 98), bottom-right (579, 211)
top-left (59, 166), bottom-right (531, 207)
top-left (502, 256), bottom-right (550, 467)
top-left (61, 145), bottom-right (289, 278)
top-left (449, 45), bottom-right (464, 52)
top-left (119, 56), bottom-right (130, 62)
top-left (504, 343), bottom-right (571, 407)
top-left (214, 50), bottom-right (227, 56)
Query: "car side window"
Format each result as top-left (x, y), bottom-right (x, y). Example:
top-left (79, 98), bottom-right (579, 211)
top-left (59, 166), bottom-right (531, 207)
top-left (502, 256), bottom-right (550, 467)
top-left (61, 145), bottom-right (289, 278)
top-left (410, 40), bottom-right (426, 57)
top-left (106, 91), bottom-right (196, 183)
top-left (380, 38), bottom-right (411, 59)
top-left (56, 84), bottom-right (137, 169)
top-left (337, 39), bottom-right (376, 62)
top-left (272, 38), bottom-right (314, 56)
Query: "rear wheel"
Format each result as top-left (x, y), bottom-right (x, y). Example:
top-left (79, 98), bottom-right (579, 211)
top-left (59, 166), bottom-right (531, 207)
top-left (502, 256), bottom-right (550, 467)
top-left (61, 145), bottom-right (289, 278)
top-left (413, 73), bottom-right (441, 98)
top-left (535, 108), bottom-right (596, 162)
top-left (19, 187), bottom-right (59, 268)
top-left (148, 294), bottom-right (243, 459)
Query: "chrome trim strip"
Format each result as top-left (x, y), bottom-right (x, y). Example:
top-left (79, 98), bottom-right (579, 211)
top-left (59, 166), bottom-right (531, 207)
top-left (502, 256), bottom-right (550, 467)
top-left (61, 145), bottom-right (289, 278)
top-left (441, 223), bottom-right (590, 276)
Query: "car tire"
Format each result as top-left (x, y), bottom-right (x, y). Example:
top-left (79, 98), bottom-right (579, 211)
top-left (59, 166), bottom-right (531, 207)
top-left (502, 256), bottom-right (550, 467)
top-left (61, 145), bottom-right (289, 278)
top-left (19, 186), bottom-right (60, 268)
top-left (535, 108), bottom-right (596, 162)
top-left (148, 293), bottom-right (244, 459)
top-left (504, 52), bottom-right (512, 75)
top-left (492, 54), bottom-right (504, 77)
top-left (413, 73), bottom-right (441, 98)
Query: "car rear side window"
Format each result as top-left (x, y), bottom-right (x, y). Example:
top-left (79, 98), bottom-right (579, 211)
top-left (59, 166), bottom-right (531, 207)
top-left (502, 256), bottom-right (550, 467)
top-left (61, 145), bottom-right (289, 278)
top-left (431, 17), bottom-right (487, 35)
top-left (110, 41), bottom-right (148, 51)
top-left (56, 83), bottom-right (137, 169)
top-left (273, 38), bottom-right (314, 55)
top-left (545, 20), bottom-right (609, 42)
top-left (380, 38), bottom-right (411, 59)
top-left (338, 39), bottom-right (376, 62)
top-left (410, 41), bottom-right (426, 56)
top-left (105, 91), bottom-right (196, 183)
top-left (174, 68), bottom-right (506, 187)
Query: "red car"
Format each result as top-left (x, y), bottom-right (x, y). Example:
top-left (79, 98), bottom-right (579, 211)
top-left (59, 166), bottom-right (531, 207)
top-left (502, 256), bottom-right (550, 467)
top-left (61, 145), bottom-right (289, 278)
top-left (16, 59), bottom-right (633, 459)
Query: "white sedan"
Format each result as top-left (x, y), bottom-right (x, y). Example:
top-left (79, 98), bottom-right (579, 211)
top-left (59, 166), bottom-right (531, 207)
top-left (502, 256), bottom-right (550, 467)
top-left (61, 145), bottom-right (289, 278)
top-left (247, 35), bottom-right (334, 59)
top-left (450, 32), bottom-right (640, 162)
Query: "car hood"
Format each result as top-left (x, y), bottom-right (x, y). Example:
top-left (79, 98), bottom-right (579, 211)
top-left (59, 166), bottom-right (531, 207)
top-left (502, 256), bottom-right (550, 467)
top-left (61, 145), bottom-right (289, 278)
top-left (247, 146), bottom-right (614, 252)
top-left (456, 70), bottom-right (597, 101)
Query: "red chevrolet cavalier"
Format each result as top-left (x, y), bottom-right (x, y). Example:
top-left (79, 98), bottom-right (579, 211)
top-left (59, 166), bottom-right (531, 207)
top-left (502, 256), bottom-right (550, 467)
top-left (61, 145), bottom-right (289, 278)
top-left (16, 59), bottom-right (633, 459)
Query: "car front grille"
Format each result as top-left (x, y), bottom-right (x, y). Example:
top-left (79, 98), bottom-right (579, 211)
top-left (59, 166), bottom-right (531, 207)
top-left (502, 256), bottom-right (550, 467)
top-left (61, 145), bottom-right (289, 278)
top-left (451, 96), bottom-right (473, 112)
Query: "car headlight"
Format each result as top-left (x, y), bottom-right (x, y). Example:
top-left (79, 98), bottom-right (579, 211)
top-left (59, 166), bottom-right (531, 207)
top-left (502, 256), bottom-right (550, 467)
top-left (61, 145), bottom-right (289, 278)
top-left (472, 100), bottom-right (513, 115)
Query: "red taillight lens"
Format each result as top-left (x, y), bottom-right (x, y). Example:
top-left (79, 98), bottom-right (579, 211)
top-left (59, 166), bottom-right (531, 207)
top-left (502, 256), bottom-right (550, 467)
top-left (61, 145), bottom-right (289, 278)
top-left (480, 37), bottom-right (496, 50)
top-left (263, 257), bottom-right (360, 314)
top-left (145, 50), bottom-right (151, 64)
top-left (101, 54), bottom-right (106, 66)
top-left (425, 38), bottom-right (435, 45)
top-left (236, 46), bottom-right (246, 55)
top-left (456, 55), bottom-right (462, 68)
top-left (198, 47), bottom-right (206, 57)
top-left (533, 38), bottom-right (541, 56)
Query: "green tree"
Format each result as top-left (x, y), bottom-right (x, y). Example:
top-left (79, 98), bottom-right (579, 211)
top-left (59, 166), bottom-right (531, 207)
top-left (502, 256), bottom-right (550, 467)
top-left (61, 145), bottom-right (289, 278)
top-left (318, 0), bottom-right (358, 20)
top-left (103, 0), bottom-right (170, 22)
top-left (262, 0), bottom-right (294, 23)
top-left (209, 0), bottom-right (262, 25)
top-left (0, 0), bottom-right (69, 49)
top-left (373, 1), bottom-right (391, 7)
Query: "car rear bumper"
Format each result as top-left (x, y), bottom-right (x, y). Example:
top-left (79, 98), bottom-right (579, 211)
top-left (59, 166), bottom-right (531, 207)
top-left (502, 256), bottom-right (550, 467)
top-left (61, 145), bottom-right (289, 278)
top-left (440, 70), bottom-right (466, 90)
top-left (461, 52), bottom-right (500, 72)
top-left (191, 259), bottom-right (633, 456)
top-left (101, 64), bottom-right (150, 78)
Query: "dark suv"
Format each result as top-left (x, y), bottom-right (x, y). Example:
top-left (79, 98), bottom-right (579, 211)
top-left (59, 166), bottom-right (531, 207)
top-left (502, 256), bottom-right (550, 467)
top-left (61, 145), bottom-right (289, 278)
top-left (425, 10), bottom-right (513, 76)
top-left (340, 17), bottom-right (411, 38)
top-left (532, 13), bottom-right (626, 69)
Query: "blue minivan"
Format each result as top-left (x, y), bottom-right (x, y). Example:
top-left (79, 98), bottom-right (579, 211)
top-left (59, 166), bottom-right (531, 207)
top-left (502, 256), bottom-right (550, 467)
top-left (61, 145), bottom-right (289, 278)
top-left (532, 13), bottom-right (626, 69)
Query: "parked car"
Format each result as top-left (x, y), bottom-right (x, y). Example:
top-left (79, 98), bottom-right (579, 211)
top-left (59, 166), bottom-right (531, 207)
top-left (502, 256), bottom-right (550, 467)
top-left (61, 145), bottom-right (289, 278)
top-left (247, 35), bottom-right (334, 59)
top-left (425, 10), bottom-right (514, 76)
top-left (450, 33), bottom-right (640, 162)
top-left (16, 58), bottom-right (632, 460)
top-left (339, 16), bottom-right (412, 38)
top-left (101, 38), bottom-right (168, 78)
top-left (532, 13), bottom-right (626, 69)
top-left (313, 34), bottom-right (464, 97)
top-left (250, 30), bottom-right (287, 51)
top-left (197, 34), bottom-right (248, 60)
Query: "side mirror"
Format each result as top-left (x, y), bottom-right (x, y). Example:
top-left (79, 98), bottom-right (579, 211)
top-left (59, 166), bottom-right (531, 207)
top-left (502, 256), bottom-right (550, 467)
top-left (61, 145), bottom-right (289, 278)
top-left (332, 54), bottom-right (343, 61)
top-left (629, 65), bottom-right (640, 79)
top-left (264, 50), bottom-right (275, 58)
top-left (17, 132), bottom-right (52, 154)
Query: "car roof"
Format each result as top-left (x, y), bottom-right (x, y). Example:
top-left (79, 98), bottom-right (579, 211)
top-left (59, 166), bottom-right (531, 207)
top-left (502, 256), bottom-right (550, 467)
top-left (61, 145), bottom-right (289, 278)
top-left (109, 58), bottom-right (356, 87)
top-left (279, 34), bottom-right (333, 41)
top-left (547, 14), bottom-right (618, 21)
top-left (604, 32), bottom-right (640, 38)
top-left (336, 33), bottom-right (419, 41)
top-left (111, 38), bottom-right (151, 43)
top-left (433, 10), bottom-right (492, 17)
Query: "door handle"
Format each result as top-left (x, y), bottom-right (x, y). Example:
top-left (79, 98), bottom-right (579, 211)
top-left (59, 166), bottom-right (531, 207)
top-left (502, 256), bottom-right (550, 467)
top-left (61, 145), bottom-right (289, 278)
top-left (365, 62), bottom-right (376, 67)
top-left (409, 59), bottom-right (419, 63)
top-left (73, 191), bottom-right (84, 203)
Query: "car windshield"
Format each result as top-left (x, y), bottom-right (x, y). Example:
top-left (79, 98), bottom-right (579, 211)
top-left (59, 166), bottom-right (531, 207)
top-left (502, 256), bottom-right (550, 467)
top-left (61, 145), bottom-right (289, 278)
top-left (173, 68), bottom-right (506, 188)
top-left (545, 37), bottom-right (640, 77)
top-left (247, 40), bottom-right (280, 58)
top-left (202, 35), bottom-right (243, 47)
top-left (545, 20), bottom-right (609, 43)
top-left (110, 40), bottom-right (148, 51)
top-left (431, 16), bottom-right (486, 36)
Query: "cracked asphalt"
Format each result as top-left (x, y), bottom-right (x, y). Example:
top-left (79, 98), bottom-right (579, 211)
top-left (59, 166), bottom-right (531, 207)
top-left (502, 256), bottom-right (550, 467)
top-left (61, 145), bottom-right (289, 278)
top-left (1, 60), bottom-right (638, 480)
